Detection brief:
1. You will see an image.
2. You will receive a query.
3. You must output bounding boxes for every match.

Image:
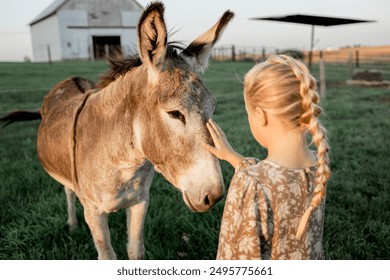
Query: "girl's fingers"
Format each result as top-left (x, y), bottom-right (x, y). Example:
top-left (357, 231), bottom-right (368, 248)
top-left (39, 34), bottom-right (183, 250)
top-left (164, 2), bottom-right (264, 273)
top-left (209, 119), bottom-right (225, 139)
top-left (209, 119), bottom-right (221, 137)
top-left (203, 143), bottom-right (214, 153)
top-left (203, 143), bottom-right (219, 158)
top-left (206, 121), bottom-right (219, 143)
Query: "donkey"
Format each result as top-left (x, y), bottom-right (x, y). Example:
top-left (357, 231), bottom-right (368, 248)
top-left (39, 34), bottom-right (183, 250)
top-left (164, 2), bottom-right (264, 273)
top-left (0, 2), bottom-right (234, 259)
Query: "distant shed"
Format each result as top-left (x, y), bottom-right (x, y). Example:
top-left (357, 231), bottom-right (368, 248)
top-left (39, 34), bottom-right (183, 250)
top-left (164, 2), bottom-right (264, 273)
top-left (30, 0), bottom-right (143, 62)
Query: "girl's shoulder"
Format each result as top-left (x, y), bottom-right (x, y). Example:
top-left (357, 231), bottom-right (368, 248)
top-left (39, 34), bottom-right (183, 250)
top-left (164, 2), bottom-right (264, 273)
top-left (235, 155), bottom-right (317, 186)
top-left (237, 156), bottom-right (315, 172)
top-left (260, 157), bottom-right (317, 174)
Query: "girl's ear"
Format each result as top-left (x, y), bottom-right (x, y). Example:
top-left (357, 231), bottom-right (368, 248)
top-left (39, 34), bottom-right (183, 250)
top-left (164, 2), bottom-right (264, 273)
top-left (255, 107), bottom-right (267, 126)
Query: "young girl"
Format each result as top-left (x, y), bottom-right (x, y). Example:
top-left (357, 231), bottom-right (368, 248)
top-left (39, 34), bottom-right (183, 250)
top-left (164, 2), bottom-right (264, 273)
top-left (205, 54), bottom-right (330, 260)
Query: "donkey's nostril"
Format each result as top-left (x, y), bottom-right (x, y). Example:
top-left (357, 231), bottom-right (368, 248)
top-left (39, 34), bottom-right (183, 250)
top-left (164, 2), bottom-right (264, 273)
top-left (204, 195), bottom-right (210, 206)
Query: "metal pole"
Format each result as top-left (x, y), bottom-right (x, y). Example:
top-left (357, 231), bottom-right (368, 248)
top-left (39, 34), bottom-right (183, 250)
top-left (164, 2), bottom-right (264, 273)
top-left (319, 51), bottom-right (326, 98)
top-left (309, 25), bottom-right (315, 70)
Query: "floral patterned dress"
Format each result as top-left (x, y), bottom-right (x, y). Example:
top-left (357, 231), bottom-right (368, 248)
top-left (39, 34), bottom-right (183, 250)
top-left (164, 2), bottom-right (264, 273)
top-left (216, 157), bottom-right (325, 260)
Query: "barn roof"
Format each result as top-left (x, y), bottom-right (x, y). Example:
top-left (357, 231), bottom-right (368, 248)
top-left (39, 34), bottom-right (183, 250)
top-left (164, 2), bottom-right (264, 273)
top-left (250, 14), bottom-right (375, 26)
top-left (29, 0), bottom-right (144, 26)
top-left (30, 0), bottom-right (68, 26)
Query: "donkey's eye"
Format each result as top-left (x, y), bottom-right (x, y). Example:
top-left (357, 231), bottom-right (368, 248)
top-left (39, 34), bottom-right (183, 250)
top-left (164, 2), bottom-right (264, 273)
top-left (167, 110), bottom-right (186, 124)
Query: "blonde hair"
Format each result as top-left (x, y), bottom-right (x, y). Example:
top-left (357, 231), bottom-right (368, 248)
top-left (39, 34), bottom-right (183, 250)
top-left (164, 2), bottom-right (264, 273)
top-left (244, 55), bottom-right (331, 239)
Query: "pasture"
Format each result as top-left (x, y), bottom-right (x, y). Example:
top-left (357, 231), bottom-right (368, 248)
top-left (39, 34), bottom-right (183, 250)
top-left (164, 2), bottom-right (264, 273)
top-left (0, 60), bottom-right (389, 259)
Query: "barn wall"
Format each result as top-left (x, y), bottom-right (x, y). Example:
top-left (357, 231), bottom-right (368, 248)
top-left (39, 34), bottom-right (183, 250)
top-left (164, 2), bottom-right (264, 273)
top-left (120, 10), bottom-right (140, 55)
top-left (30, 16), bottom-right (62, 62)
top-left (58, 10), bottom-right (90, 60)
top-left (122, 11), bottom-right (140, 27)
top-left (62, 0), bottom-right (142, 26)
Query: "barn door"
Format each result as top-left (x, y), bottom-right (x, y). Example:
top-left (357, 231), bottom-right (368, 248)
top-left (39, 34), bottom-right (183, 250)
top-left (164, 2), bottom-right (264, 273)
top-left (92, 36), bottom-right (122, 59)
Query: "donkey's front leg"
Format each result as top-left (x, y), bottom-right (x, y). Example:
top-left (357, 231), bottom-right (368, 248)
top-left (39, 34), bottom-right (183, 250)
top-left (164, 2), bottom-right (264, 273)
top-left (126, 200), bottom-right (149, 260)
top-left (84, 205), bottom-right (117, 260)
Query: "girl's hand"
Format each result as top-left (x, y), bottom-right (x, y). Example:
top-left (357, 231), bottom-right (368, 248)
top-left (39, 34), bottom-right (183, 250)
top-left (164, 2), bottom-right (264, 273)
top-left (204, 119), bottom-right (244, 168)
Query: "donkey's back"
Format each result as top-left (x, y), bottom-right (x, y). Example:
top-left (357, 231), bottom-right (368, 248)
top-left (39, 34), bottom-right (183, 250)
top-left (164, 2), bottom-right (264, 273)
top-left (40, 76), bottom-right (95, 118)
top-left (37, 76), bottom-right (95, 188)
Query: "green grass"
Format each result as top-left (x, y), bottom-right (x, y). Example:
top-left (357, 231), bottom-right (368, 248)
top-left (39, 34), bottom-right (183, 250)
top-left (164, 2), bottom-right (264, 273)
top-left (0, 60), bottom-right (389, 260)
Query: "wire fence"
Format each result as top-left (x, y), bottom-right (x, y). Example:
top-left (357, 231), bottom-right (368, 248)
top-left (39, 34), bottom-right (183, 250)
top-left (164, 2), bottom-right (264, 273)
top-left (212, 45), bottom-right (390, 71)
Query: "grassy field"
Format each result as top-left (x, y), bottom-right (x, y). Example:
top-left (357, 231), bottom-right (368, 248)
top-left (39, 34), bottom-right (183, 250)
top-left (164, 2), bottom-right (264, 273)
top-left (0, 60), bottom-right (389, 260)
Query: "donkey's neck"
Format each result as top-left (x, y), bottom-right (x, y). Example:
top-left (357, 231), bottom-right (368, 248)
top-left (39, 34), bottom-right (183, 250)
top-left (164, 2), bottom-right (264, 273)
top-left (94, 72), bottom-right (141, 112)
top-left (80, 68), bottom-right (149, 165)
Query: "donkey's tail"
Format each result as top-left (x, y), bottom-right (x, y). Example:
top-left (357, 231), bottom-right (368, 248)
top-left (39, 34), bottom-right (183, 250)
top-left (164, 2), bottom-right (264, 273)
top-left (0, 110), bottom-right (41, 129)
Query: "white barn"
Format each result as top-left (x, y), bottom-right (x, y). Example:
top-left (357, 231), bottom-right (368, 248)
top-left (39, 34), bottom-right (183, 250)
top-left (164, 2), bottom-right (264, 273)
top-left (30, 0), bottom-right (143, 62)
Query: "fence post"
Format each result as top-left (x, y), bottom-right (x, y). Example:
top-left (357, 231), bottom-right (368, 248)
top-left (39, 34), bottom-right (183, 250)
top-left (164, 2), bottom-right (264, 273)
top-left (355, 50), bottom-right (360, 68)
top-left (232, 45), bottom-right (236, 62)
top-left (348, 50), bottom-right (353, 75)
top-left (47, 45), bottom-right (52, 65)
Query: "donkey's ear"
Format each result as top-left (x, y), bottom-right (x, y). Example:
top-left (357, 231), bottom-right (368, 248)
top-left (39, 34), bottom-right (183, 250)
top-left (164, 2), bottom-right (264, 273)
top-left (181, 11), bottom-right (234, 73)
top-left (137, 2), bottom-right (167, 69)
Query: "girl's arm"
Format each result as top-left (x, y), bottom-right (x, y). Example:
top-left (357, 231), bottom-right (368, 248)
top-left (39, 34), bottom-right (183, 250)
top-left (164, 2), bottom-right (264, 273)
top-left (204, 119), bottom-right (244, 168)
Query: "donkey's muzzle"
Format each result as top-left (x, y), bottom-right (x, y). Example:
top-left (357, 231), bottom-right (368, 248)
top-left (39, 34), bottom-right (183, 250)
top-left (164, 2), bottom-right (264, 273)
top-left (183, 185), bottom-right (224, 212)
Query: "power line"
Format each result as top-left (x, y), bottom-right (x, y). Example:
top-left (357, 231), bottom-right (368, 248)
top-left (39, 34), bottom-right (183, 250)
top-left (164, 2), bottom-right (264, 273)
top-left (0, 31), bottom-right (29, 35)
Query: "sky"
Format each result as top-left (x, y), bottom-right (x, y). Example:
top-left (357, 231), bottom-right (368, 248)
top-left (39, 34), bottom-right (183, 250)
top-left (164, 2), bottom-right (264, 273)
top-left (0, 0), bottom-right (389, 61)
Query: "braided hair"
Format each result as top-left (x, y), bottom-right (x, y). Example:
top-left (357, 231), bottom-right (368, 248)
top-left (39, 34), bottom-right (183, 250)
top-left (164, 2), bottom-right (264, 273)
top-left (244, 55), bottom-right (330, 239)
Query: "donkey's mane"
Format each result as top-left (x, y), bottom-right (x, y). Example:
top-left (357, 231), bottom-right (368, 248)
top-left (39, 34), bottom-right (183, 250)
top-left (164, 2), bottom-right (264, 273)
top-left (97, 43), bottom-right (184, 89)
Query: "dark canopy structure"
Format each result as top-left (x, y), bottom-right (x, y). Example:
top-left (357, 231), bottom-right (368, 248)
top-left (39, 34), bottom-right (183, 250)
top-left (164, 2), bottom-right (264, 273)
top-left (251, 14), bottom-right (375, 68)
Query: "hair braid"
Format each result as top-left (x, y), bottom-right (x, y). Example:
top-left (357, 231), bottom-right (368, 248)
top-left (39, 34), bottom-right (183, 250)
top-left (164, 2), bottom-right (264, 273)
top-left (283, 55), bottom-right (331, 239)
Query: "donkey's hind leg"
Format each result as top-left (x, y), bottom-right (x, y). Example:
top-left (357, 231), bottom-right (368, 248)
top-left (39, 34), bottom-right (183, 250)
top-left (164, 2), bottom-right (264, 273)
top-left (64, 186), bottom-right (78, 231)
